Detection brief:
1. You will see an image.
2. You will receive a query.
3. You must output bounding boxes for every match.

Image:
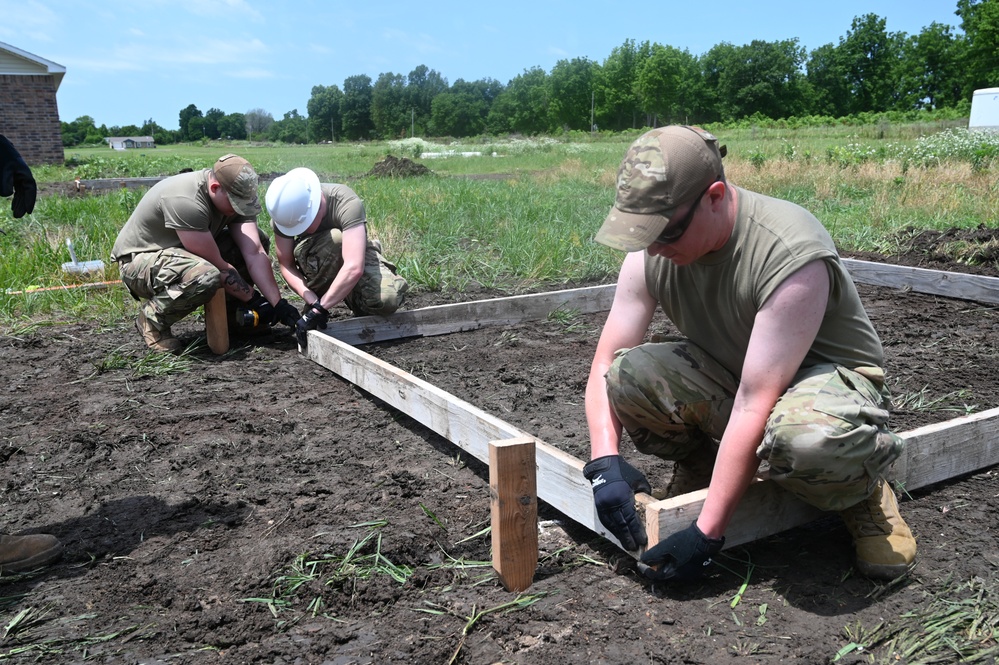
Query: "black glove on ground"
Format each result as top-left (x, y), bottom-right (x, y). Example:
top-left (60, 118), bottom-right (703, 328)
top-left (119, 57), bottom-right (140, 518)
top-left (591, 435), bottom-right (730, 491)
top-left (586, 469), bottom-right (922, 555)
top-left (639, 521), bottom-right (724, 582)
top-left (295, 302), bottom-right (330, 347)
top-left (582, 455), bottom-right (652, 551)
top-left (247, 290), bottom-right (276, 325)
top-left (0, 135), bottom-right (37, 218)
top-left (274, 298), bottom-right (300, 328)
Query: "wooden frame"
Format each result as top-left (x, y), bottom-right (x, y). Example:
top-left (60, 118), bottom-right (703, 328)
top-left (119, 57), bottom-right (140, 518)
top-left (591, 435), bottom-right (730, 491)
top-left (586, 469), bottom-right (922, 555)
top-left (306, 260), bottom-right (999, 554)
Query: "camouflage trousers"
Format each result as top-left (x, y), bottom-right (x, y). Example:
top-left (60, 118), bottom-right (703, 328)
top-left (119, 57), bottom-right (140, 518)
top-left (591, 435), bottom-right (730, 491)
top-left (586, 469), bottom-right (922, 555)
top-left (293, 229), bottom-right (408, 316)
top-left (605, 340), bottom-right (904, 511)
top-left (118, 232), bottom-right (260, 330)
top-left (119, 249), bottom-right (221, 330)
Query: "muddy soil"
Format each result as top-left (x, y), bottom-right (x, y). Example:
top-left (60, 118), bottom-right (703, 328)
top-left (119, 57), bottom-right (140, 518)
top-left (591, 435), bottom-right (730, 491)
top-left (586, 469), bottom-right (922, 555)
top-left (1, 224), bottom-right (998, 664)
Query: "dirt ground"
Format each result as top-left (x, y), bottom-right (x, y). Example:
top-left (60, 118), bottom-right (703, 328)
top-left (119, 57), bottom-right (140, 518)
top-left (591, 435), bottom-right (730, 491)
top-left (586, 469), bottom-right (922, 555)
top-left (1, 198), bottom-right (998, 662)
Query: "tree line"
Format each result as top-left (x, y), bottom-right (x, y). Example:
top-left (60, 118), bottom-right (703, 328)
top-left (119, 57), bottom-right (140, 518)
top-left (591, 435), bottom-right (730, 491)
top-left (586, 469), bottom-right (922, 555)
top-left (61, 3), bottom-right (996, 147)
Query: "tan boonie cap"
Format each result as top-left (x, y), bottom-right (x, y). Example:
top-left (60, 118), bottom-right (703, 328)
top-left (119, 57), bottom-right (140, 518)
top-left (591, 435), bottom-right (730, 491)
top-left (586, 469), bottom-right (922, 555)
top-left (595, 125), bottom-right (725, 252)
top-left (213, 153), bottom-right (261, 216)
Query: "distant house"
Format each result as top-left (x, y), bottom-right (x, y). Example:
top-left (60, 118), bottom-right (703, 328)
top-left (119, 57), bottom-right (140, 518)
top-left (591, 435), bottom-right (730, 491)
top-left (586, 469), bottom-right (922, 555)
top-left (0, 41), bottom-right (66, 165)
top-left (106, 136), bottom-right (156, 150)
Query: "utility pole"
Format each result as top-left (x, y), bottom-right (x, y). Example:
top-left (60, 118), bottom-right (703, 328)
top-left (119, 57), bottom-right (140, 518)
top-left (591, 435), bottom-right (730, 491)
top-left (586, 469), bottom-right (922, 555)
top-left (590, 91), bottom-right (595, 136)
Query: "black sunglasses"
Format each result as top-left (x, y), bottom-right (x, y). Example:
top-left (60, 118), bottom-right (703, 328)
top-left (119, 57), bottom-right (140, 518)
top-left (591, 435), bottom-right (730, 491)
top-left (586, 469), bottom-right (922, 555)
top-left (654, 179), bottom-right (718, 245)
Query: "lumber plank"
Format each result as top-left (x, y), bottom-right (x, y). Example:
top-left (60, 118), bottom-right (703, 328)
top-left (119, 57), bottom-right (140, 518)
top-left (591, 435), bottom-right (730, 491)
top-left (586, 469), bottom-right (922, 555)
top-left (204, 288), bottom-right (229, 355)
top-left (842, 258), bottom-right (999, 304)
top-left (889, 406), bottom-right (999, 491)
top-left (307, 300), bottom-right (999, 556)
top-left (490, 437), bottom-right (538, 592)
top-left (323, 284), bottom-right (615, 345)
top-left (305, 332), bottom-right (610, 543)
top-left (648, 406), bottom-right (999, 549)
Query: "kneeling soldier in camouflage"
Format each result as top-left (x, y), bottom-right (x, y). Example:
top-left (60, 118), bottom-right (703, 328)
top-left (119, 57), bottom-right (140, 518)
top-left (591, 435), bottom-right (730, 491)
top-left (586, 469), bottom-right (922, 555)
top-left (583, 126), bottom-right (916, 583)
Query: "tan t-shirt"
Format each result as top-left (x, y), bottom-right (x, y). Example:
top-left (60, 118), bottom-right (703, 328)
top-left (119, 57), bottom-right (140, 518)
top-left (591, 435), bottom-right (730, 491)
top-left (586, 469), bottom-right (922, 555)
top-left (111, 169), bottom-right (255, 261)
top-left (644, 186), bottom-right (884, 377)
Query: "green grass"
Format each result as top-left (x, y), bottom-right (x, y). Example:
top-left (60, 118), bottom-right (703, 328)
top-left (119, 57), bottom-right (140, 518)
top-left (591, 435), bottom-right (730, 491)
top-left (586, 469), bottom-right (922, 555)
top-left (3, 123), bottom-right (999, 329)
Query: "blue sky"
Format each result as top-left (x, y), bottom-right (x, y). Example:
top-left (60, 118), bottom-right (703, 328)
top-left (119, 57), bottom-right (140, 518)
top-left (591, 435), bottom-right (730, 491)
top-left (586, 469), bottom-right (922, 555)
top-left (3, 0), bottom-right (964, 131)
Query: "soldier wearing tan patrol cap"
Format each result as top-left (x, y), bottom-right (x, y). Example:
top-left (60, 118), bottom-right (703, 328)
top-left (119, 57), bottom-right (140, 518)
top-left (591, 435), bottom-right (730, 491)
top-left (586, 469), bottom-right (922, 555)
top-left (112, 154), bottom-right (299, 352)
top-left (583, 125), bottom-right (916, 583)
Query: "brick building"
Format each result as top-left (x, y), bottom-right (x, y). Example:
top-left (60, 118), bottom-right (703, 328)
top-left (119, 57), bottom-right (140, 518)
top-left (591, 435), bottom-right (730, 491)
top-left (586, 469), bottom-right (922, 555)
top-left (0, 41), bottom-right (65, 165)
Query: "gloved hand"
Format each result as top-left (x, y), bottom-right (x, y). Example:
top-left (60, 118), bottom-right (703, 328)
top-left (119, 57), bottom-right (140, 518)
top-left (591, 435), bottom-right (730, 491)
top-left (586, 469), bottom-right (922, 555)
top-left (582, 455), bottom-right (652, 551)
top-left (274, 298), bottom-right (299, 328)
top-left (295, 301), bottom-right (330, 347)
top-left (0, 135), bottom-right (37, 218)
top-left (639, 521), bottom-right (724, 582)
top-left (247, 290), bottom-right (276, 325)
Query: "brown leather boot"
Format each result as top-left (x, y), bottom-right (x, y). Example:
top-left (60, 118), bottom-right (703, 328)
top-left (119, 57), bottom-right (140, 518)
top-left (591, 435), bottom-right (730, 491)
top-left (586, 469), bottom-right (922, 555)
top-left (655, 444), bottom-right (717, 499)
top-left (0, 534), bottom-right (63, 573)
top-left (137, 309), bottom-right (182, 353)
top-left (839, 477), bottom-right (917, 580)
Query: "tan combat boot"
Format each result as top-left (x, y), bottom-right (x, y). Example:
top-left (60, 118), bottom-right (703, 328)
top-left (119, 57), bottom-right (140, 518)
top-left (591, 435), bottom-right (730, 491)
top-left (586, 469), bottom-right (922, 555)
top-left (0, 534), bottom-right (63, 574)
top-left (137, 309), bottom-right (182, 353)
top-left (655, 444), bottom-right (717, 499)
top-left (839, 477), bottom-right (917, 581)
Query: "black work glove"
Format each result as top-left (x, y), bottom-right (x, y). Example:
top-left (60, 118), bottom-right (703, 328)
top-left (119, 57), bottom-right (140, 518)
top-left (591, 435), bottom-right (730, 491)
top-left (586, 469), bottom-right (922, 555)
top-left (274, 298), bottom-right (299, 328)
top-left (582, 455), bottom-right (652, 551)
top-left (0, 135), bottom-right (37, 218)
top-left (295, 302), bottom-right (329, 347)
top-left (247, 290), bottom-right (276, 325)
top-left (639, 521), bottom-right (724, 583)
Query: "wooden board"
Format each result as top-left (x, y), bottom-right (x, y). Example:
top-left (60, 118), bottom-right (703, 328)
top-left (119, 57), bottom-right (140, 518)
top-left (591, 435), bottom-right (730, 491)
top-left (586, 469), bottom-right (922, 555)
top-left (842, 258), bottom-right (999, 304)
top-left (323, 285), bottom-right (615, 345)
top-left (204, 288), bottom-right (229, 355)
top-left (306, 329), bottom-right (999, 555)
top-left (323, 263), bottom-right (999, 348)
top-left (490, 437), bottom-right (538, 592)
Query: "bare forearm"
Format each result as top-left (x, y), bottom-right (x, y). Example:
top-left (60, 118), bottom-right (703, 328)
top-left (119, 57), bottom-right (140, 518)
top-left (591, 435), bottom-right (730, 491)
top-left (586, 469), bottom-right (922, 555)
top-left (695, 411), bottom-right (768, 539)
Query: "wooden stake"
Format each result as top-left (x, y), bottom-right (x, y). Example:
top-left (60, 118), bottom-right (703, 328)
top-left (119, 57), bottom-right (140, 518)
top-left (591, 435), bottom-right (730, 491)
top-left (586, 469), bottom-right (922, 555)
top-left (490, 437), bottom-right (538, 592)
top-left (204, 288), bottom-right (229, 355)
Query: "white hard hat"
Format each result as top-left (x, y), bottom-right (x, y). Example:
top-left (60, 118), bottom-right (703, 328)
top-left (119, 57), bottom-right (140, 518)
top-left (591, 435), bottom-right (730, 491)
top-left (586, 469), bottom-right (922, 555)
top-left (265, 167), bottom-right (322, 236)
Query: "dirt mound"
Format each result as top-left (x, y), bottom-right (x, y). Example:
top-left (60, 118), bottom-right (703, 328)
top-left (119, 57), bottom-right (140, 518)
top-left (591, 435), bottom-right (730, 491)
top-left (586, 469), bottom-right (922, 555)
top-left (366, 154), bottom-right (433, 178)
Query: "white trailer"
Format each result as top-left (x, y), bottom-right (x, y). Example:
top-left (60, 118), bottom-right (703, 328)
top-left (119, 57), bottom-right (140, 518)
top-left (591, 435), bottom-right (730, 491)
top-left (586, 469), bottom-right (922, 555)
top-left (969, 87), bottom-right (999, 129)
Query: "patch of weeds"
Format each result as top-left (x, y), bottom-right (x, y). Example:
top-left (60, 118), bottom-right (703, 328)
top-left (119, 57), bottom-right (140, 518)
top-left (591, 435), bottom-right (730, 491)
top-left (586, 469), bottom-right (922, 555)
top-left (547, 305), bottom-right (592, 334)
top-left (835, 575), bottom-right (999, 664)
top-left (892, 386), bottom-right (978, 414)
top-left (87, 344), bottom-right (197, 379)
top-left (240, 522), bottom-right (413, 624)
top-left (414, 592), bottom-right (546, 665)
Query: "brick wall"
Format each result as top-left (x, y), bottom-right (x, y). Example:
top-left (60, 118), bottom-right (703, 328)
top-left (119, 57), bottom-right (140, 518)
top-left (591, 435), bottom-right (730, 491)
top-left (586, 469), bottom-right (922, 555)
top-left (0, 74), bottom-right (63, 165)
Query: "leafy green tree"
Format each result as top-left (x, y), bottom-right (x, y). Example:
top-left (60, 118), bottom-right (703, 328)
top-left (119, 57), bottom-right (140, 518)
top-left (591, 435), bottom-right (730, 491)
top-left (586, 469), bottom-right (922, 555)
top-left (635, 43), bottom-right (699, 125)
top-left (908, 22), bottom-right (967, 109)
top-left (217, 113), bottom-right (247, 140)
top-left (548, 57), bottom-right (597, 131)
top-left (716, 39), bottom-right (807, 120)
top-left (406, 65), bottom-right (448, 136)
top-left (595, 39), bottom-right (651, 131)
top-left (202, 108), bottom-right (225, 140)
top-left (485, 67), bottom-right (549, 134)
top-left (341, 75), bottom-right (375, 140)
top-left (372, 72), bottom-right (409, 139)
top-left (429, 78), bottom-right (500, 137)
top-left (803, 43), bottom-right (852, 117)
top-left (61, 115), bottom-right (100, 146)
top-left (268, 109), bottom-right (308, 143)
top-left (178, 104), bottom-right (202, 141)
top-left (957, 0), bottom-right (999, 95)
top-left (306, 84), bottom-right (344, 142)
top-left (839, 14), bottom-right (901, 113)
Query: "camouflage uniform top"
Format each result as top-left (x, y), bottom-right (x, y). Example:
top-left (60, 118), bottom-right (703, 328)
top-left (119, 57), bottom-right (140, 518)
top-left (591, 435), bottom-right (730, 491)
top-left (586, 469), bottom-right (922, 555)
top-left (111, 170), bottom-right (255, 261)
top-left (271, 183), bottom-right (366, 241)
top-left (644, 186), bottom-right (883, 378)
